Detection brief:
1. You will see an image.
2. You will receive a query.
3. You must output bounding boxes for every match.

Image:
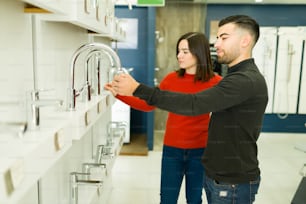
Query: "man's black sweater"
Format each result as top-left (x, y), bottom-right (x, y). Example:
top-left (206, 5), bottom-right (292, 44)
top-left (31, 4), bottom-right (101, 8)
top-left (133, 58), bottom-right (268, 183)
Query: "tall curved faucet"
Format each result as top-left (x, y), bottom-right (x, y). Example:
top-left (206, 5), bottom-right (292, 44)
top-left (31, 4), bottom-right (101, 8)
top-left (83, 49), bottom-right (101, 102)
top-left (67, 43), bottom-right (122, 111)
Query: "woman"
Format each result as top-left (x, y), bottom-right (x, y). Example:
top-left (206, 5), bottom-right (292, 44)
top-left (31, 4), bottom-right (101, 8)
top-left (105, 32), bottom-right (222, 204)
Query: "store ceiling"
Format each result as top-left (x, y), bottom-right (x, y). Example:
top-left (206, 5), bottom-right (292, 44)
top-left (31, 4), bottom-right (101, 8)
top-left (167, 0), bottom-right (306, 4)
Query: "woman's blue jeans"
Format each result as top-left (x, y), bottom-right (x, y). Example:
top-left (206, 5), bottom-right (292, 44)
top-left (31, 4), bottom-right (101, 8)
top-left (204, 175), bottom-right (260, 204)
top-left (160, 145), bottom-right (205, 204)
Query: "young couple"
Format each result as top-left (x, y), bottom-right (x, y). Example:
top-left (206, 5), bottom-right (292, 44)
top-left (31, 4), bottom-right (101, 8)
top-left (106, 15), bottom-right (268, 204)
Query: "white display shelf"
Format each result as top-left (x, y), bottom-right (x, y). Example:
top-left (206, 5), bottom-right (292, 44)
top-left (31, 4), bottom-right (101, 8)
top-left (0, 93), bottom-right (115, 203)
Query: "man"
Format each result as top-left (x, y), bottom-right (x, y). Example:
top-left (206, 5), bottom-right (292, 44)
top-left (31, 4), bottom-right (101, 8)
top-left (108, 15), bottom-right (268, 204)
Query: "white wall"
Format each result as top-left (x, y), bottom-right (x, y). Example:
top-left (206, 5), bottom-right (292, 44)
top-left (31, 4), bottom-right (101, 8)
top-left (0, 1), bottom-right (117, 203)
top-left (0, 0), bottom-right (111, 121)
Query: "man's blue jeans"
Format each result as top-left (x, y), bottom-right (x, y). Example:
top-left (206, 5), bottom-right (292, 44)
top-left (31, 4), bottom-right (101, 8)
top-left (204, 175), bottom-right (260, 204)
top-left (160, 145), bottom-right (205, 204)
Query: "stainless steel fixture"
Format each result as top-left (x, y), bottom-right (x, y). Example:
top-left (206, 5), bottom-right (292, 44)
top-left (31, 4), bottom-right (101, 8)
top-left (27, 90), bottom-right (63, 130)
top-left (69, 172), bottom-right (103, 204)
top-left (82, 162), bottom-right (107, 179)
top-left (67, 43), bottom-right (125, 111)
top-left (107, 121), bottom-right (127, 138)
top-left (82, 49), bottom-right (103, 101)
top-left (95, 144), bottom-right (114, 162)
top-left (95, 144), bottom-right (104, 164)
top-left (0, 121), bottom-right (27, 137)
top-left (106, 121), bottom-right (127, 146)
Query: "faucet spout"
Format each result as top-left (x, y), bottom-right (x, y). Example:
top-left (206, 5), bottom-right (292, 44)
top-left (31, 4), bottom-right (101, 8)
top-left (67, 43), bottom-right (123, 111)
top-left (82, 49), bottom-right (103, 102)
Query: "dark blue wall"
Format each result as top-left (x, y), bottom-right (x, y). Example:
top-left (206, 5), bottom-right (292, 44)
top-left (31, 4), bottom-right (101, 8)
top-left (115, 6), bottom-right (155, 149)
top-left (206, 4), bottom-right (306, 133)
top-left (206, 4), bottom-right (306, 33)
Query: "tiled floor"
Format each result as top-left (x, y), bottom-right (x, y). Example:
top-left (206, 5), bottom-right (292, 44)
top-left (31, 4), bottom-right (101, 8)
top-left (107, 133), bottom-right (306, 204)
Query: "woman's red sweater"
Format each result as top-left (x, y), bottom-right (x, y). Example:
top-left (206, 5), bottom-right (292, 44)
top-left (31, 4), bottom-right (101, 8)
top-left (116, 72), bottom-right (222, 149)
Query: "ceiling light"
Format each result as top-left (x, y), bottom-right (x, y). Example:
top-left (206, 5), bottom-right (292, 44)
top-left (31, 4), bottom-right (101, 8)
top-left (255, 0), bottom-right (263, 2)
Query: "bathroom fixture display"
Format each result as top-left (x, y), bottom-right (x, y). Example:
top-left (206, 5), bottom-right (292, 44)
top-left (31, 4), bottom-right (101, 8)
top-left (27, 90), bottom-right (63, 130)
top-left (106, 134), bottom-right (114, 146)
top-left (102, 145), bottom-right (114, 159)
top-left (67, 43), bottom-right (126, 111)
top-left (82, 49), bottom-right (104, 102)
top-left (107, 121), bottom-right (127, 138)
top-left (0, 121), bottom-right (27, 137)
top-left (69, 172), bottom-right (103, 204)
top-left (106, 121), bottom-right (128, 146)
top-left (111, 99), bottom-right (131, 143)
top-left (87, 50), bottom-right (103, 96)
top-left (106, 121), bottom-right (127, 145)
top-left (82, 162), bottom-right (107, 179)
top-left (98, 144), bottom-right (114, 160)
top-left (95, 144), bottom-right (105, 164)
top-left (96, 144), bottom-right (114, 162)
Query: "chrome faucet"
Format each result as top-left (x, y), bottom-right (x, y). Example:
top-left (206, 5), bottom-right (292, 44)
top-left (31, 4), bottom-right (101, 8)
top-left (27, 90), bottom-right (63, 130)
top-left (106, 121), bottom-right (127, 146)
top-left (82, 49), bottom-right (102, 102)
top-left (0, 121), bottom-right (27, 137)
top-left (96, 144), bottom-right (114, 161)
top-left (69, 172), bottom-right (103, 204)
top-left (95, 144), bottom-right (104, 164)
top-left (82, 162), bottom-right (107, 179)
top-left (67, 43), bottom-right (124, 111)
top-left (108, 121), bottom-right (127, 138)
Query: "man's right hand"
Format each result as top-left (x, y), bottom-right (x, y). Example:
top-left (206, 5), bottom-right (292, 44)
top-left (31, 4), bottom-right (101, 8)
top-left (112, 73), bottom-right (140, 96)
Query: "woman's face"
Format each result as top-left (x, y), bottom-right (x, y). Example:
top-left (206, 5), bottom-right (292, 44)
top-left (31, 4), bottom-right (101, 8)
top-left (177, 39), bottom-right (197, 74)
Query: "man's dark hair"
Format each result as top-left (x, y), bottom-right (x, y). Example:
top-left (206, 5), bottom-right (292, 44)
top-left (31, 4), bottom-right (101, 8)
top-left (219, 15), bottom-right (260, 44)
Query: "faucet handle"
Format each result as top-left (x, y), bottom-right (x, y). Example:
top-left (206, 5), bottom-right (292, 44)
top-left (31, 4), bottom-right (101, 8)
top-left (108, 67), bottom-right (129, 82)
top-left (107, 121), bottom-right (127, 138)
top-left (28, 88), bottom-right (57, 101)
top-left (69, 172), bottom-right (91, 183)
top-left (82, 163), bottom-right (107, 173)
top-left (31, 88), bottom-right (55, 95)
top-left (114, 68), bottom-right (127, 75)
top-left (82, 162), bottom-right (108, 177)
top-left (70, 172), bottom-right (90, 176)
top-left (69, 171), bottom-right (103, 186)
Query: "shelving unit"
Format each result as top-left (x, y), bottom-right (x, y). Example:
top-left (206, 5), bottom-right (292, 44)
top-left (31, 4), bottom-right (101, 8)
top-left (0, 1), bottom-right (128, 203)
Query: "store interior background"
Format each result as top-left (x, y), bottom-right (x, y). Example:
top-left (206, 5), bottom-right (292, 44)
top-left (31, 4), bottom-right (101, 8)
top-left (114, 2), bottom-right (306, 150)
top-left (1, 0), bottom-right (306, 203)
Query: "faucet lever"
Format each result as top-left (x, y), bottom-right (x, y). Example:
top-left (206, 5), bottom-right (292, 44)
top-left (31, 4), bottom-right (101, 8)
top-left (95, 144), bottom-right (114, 162)
top-left (69, 172), bottom-right (103, 204)
top-left (27, 89), bottom-right (63, 130)
top-left (82, 162), bottom-right (107, 178)
top-left (0, 121), bottom-right (28, 137)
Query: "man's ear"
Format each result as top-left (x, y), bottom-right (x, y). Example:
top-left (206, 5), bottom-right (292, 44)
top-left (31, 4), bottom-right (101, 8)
top-left (241, 34), bottom-right (252, 48)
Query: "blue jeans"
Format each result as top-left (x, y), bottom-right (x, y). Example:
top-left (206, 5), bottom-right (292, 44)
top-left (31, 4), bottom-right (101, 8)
top-left (160, 145), bottom-right (205, 204)
top-left (205, 175), bottom-right (260, 204)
